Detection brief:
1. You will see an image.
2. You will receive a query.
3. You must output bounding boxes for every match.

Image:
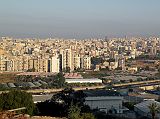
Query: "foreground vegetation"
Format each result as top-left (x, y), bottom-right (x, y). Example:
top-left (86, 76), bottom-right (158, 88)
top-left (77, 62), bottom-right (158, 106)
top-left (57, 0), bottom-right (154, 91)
top-left (0, 90), bottom-right (36, 115)
top-left (0, 89), bottom-right (139, 119)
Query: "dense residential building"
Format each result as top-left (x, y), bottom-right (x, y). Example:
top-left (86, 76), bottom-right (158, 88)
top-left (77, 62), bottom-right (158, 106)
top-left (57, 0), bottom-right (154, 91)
top-left (60, 48), bottom-right (73, 71)
top-left (82, 55), bottom-right (91, 70)
top-left (0, 36), bottom-right (160, 72)
top-left (51, 54), bottom-right (60, 73)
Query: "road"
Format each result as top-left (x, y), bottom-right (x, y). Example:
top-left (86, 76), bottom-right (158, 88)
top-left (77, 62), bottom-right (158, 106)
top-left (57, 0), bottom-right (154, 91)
top-left (0, 85), bottom-right (105, 94)
top-left (27, 85), bottom-right (105, 93)
top-left (113, 79), bottom-right (160, 88)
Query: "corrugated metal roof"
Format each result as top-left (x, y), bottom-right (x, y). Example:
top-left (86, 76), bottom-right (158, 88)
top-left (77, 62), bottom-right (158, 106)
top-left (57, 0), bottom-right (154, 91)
top-left (134, 100), bottom-right (160, 113)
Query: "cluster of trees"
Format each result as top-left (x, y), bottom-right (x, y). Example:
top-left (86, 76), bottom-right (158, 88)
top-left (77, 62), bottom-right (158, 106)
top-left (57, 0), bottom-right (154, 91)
top-left (36, 88), bottom-right (130, 119)
top-left (68, 103), bottom-right (95, 119)
top-left (15, 75), bottom-right (33, 82)
top-left (123, 102), bottom-right (136, 110)
top-left (148, 103), bottom-right (160, 119)
top-left (47, 73), bottom-right (67, 88)
top-left (0, 90), bottom-right (36, 115)
top-left (15, 73), bottom-right (68, 90)
top-left (36, 88), bottom-right (95, 119)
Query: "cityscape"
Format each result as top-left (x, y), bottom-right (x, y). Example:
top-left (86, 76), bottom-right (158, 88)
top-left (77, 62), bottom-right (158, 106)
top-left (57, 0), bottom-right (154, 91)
top-left (1, 0), bottom-right (160, 119)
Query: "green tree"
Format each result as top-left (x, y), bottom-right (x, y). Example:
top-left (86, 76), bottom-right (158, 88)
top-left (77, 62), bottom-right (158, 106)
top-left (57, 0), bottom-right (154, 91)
top-left (57, 73), bottom-right (65, 86)
top-left (54, 73), bottom-right (66, 88)
top-left (50, 88), bottom-right (89, 117)
top-left (0, 90), bottom-right (36, 115)
top-left (123, 102), bottom-right (136, 110)
top-left (148, 103), bottom-right (160, 119)
top-left (68, 103), bottom-right (82, 119)
top-left (51, 87), bottom-right (74, 109)
top-left (68, 103), bottom-right (95, 119)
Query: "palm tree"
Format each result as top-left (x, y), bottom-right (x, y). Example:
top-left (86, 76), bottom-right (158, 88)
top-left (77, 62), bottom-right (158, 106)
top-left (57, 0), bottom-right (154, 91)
top-left (148, 103), bottom-right (160, 119)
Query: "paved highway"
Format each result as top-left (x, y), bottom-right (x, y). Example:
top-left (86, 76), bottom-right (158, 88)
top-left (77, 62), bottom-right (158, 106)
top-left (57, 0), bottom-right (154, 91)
top-left (0, 85), bottom-right (105, 94)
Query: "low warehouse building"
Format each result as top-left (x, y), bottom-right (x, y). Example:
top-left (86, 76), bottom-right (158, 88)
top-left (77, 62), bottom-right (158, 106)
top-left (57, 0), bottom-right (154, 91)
top-left (65, 78), bottom-right (102, 83)
top-left (83, 90), bottom-right (126, 114)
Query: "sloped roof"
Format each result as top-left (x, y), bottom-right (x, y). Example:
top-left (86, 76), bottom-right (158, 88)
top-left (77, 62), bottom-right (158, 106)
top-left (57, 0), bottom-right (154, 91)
top-left (134, 100), bottom-right (160, 113)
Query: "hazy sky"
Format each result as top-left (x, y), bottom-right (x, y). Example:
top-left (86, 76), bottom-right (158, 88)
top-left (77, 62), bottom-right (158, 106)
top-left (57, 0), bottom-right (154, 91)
top-left (0, 0), bottom-right (160, 38)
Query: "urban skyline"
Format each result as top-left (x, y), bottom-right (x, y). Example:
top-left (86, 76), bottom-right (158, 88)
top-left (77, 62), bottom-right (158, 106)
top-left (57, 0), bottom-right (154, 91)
top-left (1, 1), bottom-right (160, 119)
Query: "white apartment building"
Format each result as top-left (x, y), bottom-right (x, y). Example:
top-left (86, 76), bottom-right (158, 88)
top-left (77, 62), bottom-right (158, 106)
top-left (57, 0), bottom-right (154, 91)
top-left (82, 55), bottom-right (91, 70)
top-left (51, 54), bottom-right (60, 73)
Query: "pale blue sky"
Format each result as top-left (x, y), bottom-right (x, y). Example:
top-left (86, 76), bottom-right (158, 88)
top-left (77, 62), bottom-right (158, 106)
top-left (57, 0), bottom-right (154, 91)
top-left (0, 0), bottom-right (160, 38)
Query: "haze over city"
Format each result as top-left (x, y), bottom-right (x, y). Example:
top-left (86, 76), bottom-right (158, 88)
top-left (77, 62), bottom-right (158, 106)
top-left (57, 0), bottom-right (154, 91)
top-left (1, 1), bottom-right (160, 119)
top-left (0, 0), bottom-right (160, 38)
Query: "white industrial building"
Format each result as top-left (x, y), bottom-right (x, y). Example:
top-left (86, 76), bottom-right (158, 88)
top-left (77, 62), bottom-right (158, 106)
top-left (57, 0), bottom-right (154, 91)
top-left (83, 90), bottom-right (126, 114)
top-left (65, 78), bottom-right (102, 83)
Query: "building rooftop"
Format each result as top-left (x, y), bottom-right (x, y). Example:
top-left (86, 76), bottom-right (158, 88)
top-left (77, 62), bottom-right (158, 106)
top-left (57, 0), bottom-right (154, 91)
top-left (64, 73), bottom-right (83, 79)
top-left (134, 100), bottom-right (160, 114)
top-left (83, 89), bottom-right (121, 97)
top-left (65, 78), bottom-right (102, 83)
